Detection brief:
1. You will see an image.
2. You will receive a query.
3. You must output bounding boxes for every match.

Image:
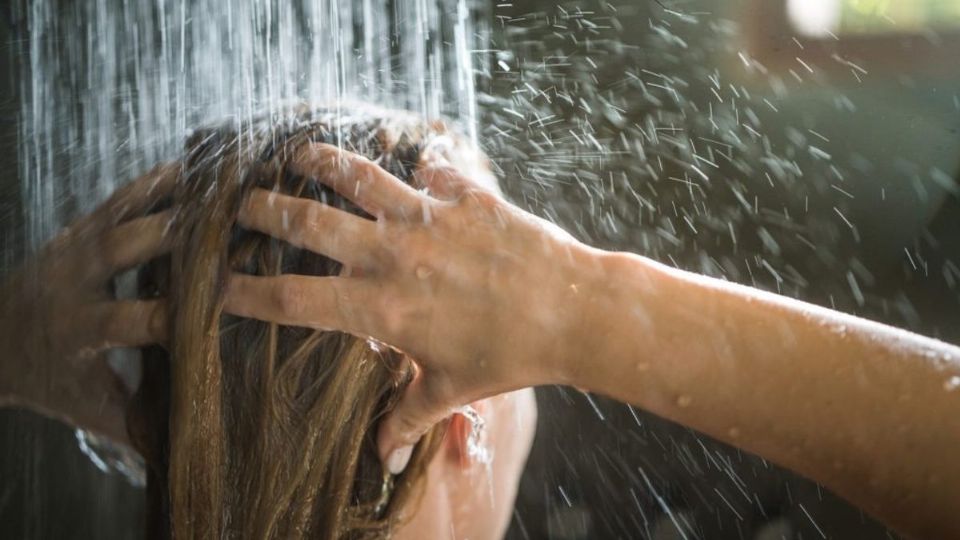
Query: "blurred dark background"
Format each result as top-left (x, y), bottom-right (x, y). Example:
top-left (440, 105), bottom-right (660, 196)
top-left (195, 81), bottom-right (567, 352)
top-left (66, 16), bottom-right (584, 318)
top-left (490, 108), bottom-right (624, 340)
top-left (2, 1), bottom-right (959, 538)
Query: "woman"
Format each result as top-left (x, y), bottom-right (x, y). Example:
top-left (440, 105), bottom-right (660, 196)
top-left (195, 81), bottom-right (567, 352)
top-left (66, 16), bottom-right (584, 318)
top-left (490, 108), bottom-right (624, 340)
top-left (0, 105), bottom-right (536, 539)
top-left (3, 103), bottom-right (960, 539)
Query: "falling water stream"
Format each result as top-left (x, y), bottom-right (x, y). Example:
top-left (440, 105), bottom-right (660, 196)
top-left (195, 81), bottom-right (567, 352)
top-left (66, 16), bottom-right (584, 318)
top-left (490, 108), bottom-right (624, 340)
top-left (7, 0), bottom-right (960, 538)
top-left (18, 0), bottom-right (486, 248)
top-left (16, 0), bottom-right (490, 493)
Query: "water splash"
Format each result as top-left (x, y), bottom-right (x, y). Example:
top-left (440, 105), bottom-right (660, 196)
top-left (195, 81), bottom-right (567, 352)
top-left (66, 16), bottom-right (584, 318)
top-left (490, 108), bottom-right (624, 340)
top-left (455, 403), bottom-right (496, 506)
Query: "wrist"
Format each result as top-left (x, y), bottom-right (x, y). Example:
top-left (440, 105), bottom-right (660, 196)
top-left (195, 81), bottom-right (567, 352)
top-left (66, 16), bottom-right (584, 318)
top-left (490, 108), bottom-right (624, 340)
top-left (555, 248), bottom-right (666, 392)
top-left (546, 242), bottom-right (622, 388)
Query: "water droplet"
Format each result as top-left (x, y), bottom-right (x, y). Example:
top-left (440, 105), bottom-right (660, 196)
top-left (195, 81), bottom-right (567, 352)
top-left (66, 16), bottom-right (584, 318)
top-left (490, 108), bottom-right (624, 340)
top-left (726, 427), bottom-right (740, 439)
top-left (415, 265), bottom-right (433, 280)
top-left (455, 405), bottom-right (488, 464)
top-left (676, 394), bottom-right (692, 408)
top-left (943, 376), bottom-right (960, 392)
top-left (635, 362), bottom-right (650, 372)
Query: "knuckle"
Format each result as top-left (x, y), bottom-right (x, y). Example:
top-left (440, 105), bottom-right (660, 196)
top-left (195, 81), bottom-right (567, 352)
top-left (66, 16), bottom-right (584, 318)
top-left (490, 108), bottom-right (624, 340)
top-left (428, 199), bottom-right (458, 222)
top-left (417, 165), bottom-right (450, 186)
top-left (148, 303), bottom-right (168, 341)
top-left (377, 289), bottom-right (407, 336)
top-left (372, 227), bottom-right (404, 268)
top-left (434, 166), bottom-right (463, 188)
top-left (100, 309), bottom-right (125, 340)
top-left (465, 189), bottom-right (500, 211)
top-left (314, 141), bottom-right (340, 157)
top-left (273, 278), bottom-right (307, 319)
top-left (289, 204), bottom-right (317, 237)
top-left (97, 230), bottom-right (123, 270)
top-left (396, 230), bottom-right (433, 263)
top-left (353, 157), bottom-right (380, 183)
top-left (329, 279), bottom-right (354, 325)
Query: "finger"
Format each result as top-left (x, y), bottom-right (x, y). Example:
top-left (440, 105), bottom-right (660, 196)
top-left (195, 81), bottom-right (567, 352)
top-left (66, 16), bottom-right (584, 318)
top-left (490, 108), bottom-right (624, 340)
top-left (89, 210), bottom-right (176, 281)
top-left (78, 162), bottom-right (180, 231)
top-left (290, 143), bottom-right (429, 221)
top-left (239, 189), bottom-right (380, 269)
top-left (413, 163), bottom-right (473, 200)
top-left (417, 139), bottom-right (502, 198)
top-left (83, 299), bottom-right (168, 350)
top-left (377, 372), bottom-right (454, 474)
top-left (224, 273), bottom-right (378, 336)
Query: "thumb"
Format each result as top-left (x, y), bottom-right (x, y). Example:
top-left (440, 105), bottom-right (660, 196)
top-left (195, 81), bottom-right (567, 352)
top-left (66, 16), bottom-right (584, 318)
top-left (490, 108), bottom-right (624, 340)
top-left (377, 372), bottom-right (453, 475)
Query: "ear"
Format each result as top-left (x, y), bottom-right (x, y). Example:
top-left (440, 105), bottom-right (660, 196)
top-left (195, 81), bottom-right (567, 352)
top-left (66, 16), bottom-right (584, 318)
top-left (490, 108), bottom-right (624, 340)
top-left (443, 400), bottom-right (489, 470)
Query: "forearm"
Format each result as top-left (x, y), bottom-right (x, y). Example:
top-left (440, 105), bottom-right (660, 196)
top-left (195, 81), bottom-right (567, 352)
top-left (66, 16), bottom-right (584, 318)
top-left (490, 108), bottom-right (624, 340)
top-left (570, 249), bottom-right (960, 538)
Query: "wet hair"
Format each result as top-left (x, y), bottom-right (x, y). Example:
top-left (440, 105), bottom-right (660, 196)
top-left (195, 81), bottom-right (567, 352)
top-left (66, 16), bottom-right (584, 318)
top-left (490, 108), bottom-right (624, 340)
top-left (128, 105), bottom-right (486, 539)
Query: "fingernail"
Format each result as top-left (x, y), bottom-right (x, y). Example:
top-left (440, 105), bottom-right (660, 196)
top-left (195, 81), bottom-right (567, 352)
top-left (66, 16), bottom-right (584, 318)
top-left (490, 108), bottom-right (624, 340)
top-left (387, 445), bottom-right (414, 475)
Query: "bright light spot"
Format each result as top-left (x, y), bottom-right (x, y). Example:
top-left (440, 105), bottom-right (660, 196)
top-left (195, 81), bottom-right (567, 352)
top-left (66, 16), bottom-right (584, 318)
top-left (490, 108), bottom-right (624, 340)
top-left (787, 0), bottom-right (842, 37)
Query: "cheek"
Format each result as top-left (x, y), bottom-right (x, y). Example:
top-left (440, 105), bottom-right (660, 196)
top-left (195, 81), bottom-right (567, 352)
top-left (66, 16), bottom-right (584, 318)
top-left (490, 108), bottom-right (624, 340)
top-left (394, 391), bottom-right (538, 540)
top-left (390, 463), bottom-right (453, 540)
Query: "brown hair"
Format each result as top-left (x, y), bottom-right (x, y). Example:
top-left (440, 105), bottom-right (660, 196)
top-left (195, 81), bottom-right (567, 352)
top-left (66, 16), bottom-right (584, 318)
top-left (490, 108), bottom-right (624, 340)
top-left (128, 106), bottom-right (470, 539)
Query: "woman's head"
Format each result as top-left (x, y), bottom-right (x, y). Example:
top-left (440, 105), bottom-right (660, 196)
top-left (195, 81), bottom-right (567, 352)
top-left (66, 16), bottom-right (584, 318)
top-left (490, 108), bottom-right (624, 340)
top-left (129, 104), bottom-right (535, 539)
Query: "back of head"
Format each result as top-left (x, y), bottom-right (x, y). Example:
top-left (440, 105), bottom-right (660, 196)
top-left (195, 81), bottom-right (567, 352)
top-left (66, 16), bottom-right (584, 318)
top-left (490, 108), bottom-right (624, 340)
top-left (129, 105), bottom-right (483, 539)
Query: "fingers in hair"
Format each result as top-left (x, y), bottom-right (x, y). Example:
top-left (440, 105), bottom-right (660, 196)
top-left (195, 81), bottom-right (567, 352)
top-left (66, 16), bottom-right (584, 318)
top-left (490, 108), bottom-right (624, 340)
top-left (90, 210), bottom-right (176, 282)
top-left (290, 143), bottom-right (429, 221)
top-left (86, 299), bottom-right (168, 350)
top-left (223, 273), bottom-right (379, 337)
top-left (413, 164), bottom-right (473, 200)
top-left (80, 162), bottom-right (180, 231)
top-left (239, 189), bottom-right (382, 270)
top-left (417, 140), bottom-right (502, 199)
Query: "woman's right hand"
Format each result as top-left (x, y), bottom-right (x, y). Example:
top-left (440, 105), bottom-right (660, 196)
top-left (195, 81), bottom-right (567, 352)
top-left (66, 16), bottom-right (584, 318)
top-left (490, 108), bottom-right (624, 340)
top-left (0, 164), bottom-right (178, 444)
top-left (224, 142), bottom-right (602, 473)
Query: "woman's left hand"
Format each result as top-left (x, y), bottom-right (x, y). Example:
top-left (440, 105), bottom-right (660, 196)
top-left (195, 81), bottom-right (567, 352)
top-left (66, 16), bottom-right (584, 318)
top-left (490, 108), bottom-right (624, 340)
top-left (0, 164), bottom-right (178, 444)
